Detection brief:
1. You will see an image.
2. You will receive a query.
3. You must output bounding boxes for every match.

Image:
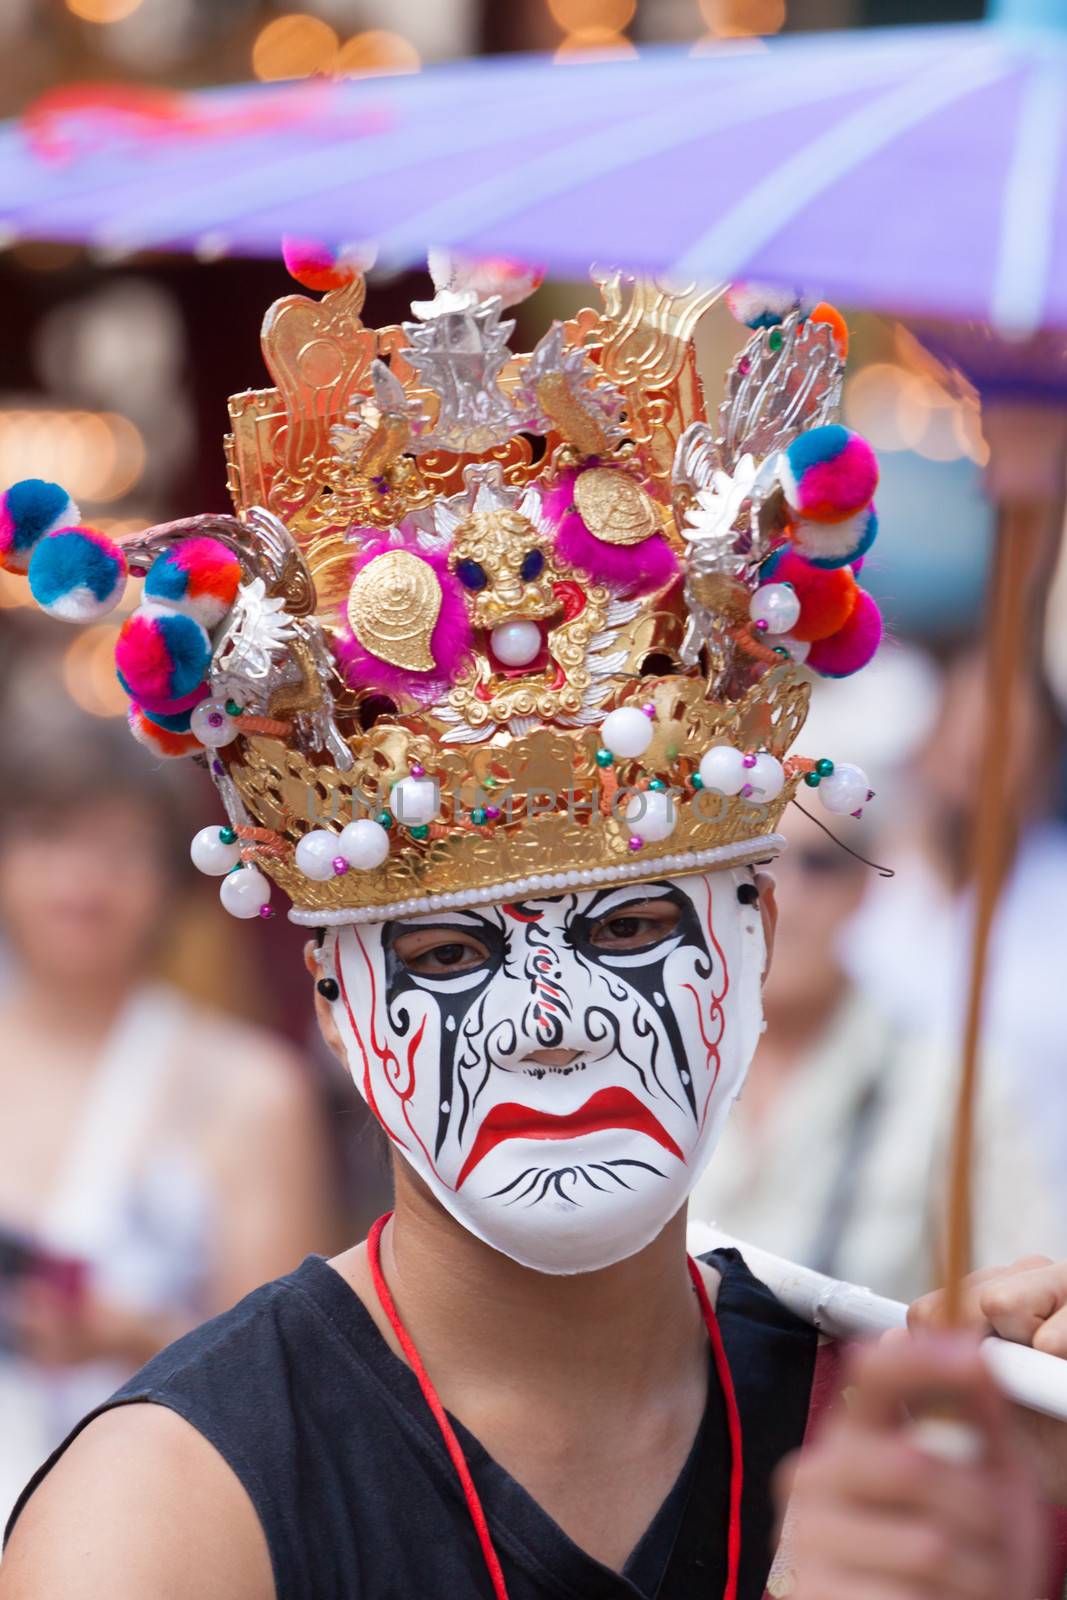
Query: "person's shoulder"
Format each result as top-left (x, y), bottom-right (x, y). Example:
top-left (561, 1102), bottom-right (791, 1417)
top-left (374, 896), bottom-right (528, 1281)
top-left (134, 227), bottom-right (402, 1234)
top-left (0, 1404), bottom-right (274, 1600)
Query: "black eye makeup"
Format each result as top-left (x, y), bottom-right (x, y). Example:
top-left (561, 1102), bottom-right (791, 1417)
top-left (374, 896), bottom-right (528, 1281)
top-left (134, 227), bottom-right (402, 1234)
top-left (385, 915), bottom-right (504, 983)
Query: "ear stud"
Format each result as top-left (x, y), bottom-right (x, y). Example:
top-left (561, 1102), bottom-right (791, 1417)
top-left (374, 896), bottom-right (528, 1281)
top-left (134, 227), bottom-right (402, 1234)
top-left (316, 977), bottom-right (340, 1001)
top-left (737, 882), bottom-right (760, 906)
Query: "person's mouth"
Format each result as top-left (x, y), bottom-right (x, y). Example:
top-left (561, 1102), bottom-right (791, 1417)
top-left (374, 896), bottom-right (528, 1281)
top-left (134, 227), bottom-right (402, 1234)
top-left (456, 1086), bottom-right (683, 1189)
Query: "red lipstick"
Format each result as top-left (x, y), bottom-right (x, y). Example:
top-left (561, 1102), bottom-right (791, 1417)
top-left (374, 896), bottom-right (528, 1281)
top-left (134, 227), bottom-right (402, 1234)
top-left (456, 1086), bottom-right (683, 1189)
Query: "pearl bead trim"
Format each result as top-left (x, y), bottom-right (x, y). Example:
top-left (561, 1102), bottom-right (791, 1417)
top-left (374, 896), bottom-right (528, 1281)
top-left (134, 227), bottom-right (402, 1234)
top-left (286, 834), bottom-right (786, 927)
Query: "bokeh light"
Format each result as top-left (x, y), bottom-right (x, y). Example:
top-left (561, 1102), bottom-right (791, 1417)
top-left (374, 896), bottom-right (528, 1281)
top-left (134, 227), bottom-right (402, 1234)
top-left (553, 28), bottom-right (638, 59)
top-left (66, 0), bottom-right (145, 21)
top-left (62, 625), bottom-right (128, 719)
top-left (547, 0), bottom-right (636, 30)
top-left (0, 409), bottom-right (146, 503)
top-left (252, 13), bottom-right (339, 80)
top-left (336, 30), bottom-right (421, 76)
top-left (699, 0), bottom-right (785, 36)
top-left (844, 362), bottom-right (988, 466)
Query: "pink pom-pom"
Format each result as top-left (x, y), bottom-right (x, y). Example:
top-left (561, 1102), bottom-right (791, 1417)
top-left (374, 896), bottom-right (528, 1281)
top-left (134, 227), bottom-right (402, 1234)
top-left (781, 425), bottom-right (879, 524)
top-left (143, 536), bottom-right (242, 632)
top-left (545, 471), bottom-right (680, 597)
top-left (336, 542), bottom-right (471, 702)
top-left (806, 590), bottom-right (883, 677)
top-left (127, 704), bottom-right (202, 759)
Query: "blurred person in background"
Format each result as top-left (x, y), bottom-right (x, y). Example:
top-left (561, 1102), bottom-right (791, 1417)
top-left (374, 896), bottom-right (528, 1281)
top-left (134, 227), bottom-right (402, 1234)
top-left (0, 681), bottom-right (342, 1521)
top-left (690, 653), bottom-right (1065, 1304)
top-left (847, 640), bottom-right (1067, 1207)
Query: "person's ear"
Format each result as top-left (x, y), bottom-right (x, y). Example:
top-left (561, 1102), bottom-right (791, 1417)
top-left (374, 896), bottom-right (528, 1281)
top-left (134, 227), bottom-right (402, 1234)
top-left (304, 938), bottom-right (346, 1065)
top-left (755, 870), bottom-right (777, 981)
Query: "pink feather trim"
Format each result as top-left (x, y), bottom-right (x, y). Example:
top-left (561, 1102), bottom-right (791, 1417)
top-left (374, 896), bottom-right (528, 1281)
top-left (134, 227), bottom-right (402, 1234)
top-left (544, 471), bottom-right (680, 597)
top-left (336, 541), bottom-right (471, 702)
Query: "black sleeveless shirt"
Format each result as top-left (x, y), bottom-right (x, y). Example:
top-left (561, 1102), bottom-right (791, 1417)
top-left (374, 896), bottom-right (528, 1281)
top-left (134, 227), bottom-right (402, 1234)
top-left (7, 1248), bottom-right (817, 1600)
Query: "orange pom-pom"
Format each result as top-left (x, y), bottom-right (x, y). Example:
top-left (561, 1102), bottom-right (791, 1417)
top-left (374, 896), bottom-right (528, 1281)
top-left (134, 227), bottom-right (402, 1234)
top-left (765, 548), bottom-right (858, 642)
top-left (808, 302), bottom-right (849, 358)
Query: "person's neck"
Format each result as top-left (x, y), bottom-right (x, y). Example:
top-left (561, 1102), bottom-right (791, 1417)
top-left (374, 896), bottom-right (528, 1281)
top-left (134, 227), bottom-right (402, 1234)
top-left (351, 1176), bottom-right (707, 1422)
top-left (8, 970), bottom-right (135, 1047)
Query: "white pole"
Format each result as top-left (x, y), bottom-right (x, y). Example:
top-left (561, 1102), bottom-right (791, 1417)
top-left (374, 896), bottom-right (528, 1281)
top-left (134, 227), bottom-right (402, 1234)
top-left (689, 1222), bottom-right (1067, 1424)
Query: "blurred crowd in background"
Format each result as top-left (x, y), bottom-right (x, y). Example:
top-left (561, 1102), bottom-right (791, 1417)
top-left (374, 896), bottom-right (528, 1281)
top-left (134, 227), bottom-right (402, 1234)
top-left (3, 0), bottom-right (1065, 1529)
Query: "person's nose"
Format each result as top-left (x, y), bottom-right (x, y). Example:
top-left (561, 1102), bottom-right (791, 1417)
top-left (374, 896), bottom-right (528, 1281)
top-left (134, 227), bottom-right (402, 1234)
top-left (526, 1048), bottom-right (581, 1069)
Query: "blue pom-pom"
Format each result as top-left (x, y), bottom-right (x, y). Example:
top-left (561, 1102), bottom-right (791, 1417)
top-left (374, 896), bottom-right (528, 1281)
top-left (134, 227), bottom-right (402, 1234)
top-left (28, 526), bottom-right (127, 622)
top-left (139, 702), bottom-right (195, 733)
top-left (0, 479), bottom-right (79, 574)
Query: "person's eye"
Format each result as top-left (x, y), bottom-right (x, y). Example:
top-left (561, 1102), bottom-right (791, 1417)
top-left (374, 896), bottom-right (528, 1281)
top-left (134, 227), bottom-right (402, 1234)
top-left (393, 930), bottom-right (490, 976)
top-left (588, 902), bottom-right (680, 951)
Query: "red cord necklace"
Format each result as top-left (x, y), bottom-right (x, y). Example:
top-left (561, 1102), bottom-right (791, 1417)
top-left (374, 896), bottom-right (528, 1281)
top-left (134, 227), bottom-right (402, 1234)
top-left (367, 1213), bottom-right (744, 1600)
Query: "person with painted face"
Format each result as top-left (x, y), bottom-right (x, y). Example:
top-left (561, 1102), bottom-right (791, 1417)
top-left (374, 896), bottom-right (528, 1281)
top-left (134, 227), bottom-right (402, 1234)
top-left (4, 257), bottom-right (1067, 1599)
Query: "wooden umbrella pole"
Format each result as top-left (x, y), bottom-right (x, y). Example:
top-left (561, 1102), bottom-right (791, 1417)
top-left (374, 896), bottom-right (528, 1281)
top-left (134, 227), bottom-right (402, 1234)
top-left (943, 506), bottom-right (1036, 1322)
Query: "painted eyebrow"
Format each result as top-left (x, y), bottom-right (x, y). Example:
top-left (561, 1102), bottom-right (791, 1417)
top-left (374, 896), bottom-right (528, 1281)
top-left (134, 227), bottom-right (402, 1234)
top-left (578, 883), bottom-right (678, 919)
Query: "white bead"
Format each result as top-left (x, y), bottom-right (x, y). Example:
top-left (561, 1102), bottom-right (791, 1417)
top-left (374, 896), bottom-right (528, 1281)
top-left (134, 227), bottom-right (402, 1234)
top-left (490, 619), bottom-right (542, 667)
top-left (750, 582), bottom-right (801, 635)
top-left (624, 789), bottom-right (676, 843)
top-left (295, 829), bottom-right (341, 881)
top-left (600, 706), bottom-right (654, 759)
top-left (390, 776), bottom-right (439, 827)
top-left (742, 752), bottom-right (785, 804)
top-left (219, 865), bottom-right (270, 919)
top-left (190, 824), bottom-right (241, 876)
top-left (698, 746), bottom-right (746, 795)
top-left (551, 873), bottom-right (567, 888)
top-left (778, 634), bottom-right (810, 664)
top-left (819, 762), bottom-right (871, 815)
top-left (190, 699), bottom-right (239, 748)
top-left (339, 818), bottom-right (391, 871)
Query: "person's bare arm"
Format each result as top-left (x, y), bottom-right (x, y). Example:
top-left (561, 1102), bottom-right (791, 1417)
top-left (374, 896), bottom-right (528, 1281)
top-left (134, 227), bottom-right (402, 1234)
top-left (0, 1405), bottom-right (273, 1600)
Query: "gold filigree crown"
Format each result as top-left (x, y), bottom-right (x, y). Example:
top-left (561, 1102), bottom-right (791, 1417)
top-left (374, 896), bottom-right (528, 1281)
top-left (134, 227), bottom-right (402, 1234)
top-left (17, 258), bottom-right (883, 924)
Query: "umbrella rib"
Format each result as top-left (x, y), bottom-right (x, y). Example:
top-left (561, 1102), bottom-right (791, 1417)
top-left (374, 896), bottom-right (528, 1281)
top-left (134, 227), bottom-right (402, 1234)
top-left (670, 41), bottom-right (1013, 284)
top-left (989, 60), bottom-right (1066, 335)
top-left (368, 44), bottom-right (935, 267)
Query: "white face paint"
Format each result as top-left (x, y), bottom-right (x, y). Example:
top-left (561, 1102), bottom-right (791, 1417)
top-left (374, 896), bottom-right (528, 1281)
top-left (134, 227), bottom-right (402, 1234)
top-left (326, 869), bottom-right (766, 1274)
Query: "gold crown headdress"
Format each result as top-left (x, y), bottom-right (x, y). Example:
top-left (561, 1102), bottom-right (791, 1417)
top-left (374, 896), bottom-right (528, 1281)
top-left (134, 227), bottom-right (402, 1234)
top-left (8, 260), bottom-right (883, 925)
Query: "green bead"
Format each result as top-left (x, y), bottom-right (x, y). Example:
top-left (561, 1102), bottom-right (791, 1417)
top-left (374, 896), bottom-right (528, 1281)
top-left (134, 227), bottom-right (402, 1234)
top-left (595, 747), bottom-right (614, 768)
top-left (409, 824), bottom-right (429, 841)
top-left (219, 826), bottom-right (237, 845)
top-left (648, 778), bottom-right (667, 792)
top-left (471, 807), bottom-right (488, 826)
top-left (224, 699), bottom-right (242, 717)
top-left (773, 646), bottom-right (789, 658)
top-left (691, 773), bottom-right (704, 790)
top-left (483, 776), bottom-right (497, 790)
top-left (803, 771), bottom-right (822, 788)
top-left (377, 810), bottom-right (393, 830)
top-left (227, 860), bottom-right (245, 873)
top-left (768, 327), bottom-right (783, 352)
top-left (815, 757), bottom-right (835, 777)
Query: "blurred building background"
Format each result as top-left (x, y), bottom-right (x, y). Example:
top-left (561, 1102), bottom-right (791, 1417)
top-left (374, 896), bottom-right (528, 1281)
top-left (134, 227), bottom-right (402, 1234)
top-left (3, 0), bottom-right (1067, 1518)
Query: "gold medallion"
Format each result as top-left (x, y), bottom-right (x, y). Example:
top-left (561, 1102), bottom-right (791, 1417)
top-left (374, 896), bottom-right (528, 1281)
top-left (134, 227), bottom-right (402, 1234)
top-left (574, 468), bottom-right (659, 546)
top-left (346, 548), bottom-right (441, 672)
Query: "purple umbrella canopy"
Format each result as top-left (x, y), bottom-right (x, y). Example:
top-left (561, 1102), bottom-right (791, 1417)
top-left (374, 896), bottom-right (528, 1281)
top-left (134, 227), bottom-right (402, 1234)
top-left (2, 19), bottom-right (1067, 333)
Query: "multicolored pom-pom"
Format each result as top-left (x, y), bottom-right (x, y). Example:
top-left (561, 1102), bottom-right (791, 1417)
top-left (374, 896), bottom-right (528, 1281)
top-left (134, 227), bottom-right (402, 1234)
top-left (761, 547), bottom-right (858, 643)
top-left (0, 478), bottom-right (79, 574)
top-left (725, 281), bottom-right (814, 330)
top-left (28, 526), bottom-right (127, 622)
top-left (780, 425), bottom-right (879, 524)
top-left (127, 704), bottom-right (202, 759)
top-left (282, 237), bottom-right (374, 293)
top-left (115, 602), bottom-right (211, 714)
top-left (806, 589), bottom-right (883, 678)
top-left (143, 537), bottom-right (242, 632)
top-left (791, 504), bottom-right (878, 570)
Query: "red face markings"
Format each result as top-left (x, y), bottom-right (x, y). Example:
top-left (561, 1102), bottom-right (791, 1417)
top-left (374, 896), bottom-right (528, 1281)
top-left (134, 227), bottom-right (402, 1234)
top-left (455, 1085), bottom-right (684, 1189)
top-left (503, 903), bottom-right (543, 923)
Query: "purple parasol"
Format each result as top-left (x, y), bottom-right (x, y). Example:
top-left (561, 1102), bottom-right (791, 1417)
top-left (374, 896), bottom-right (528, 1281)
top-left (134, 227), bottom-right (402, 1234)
top-left (2, 16), bottom-right (1067, 335)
